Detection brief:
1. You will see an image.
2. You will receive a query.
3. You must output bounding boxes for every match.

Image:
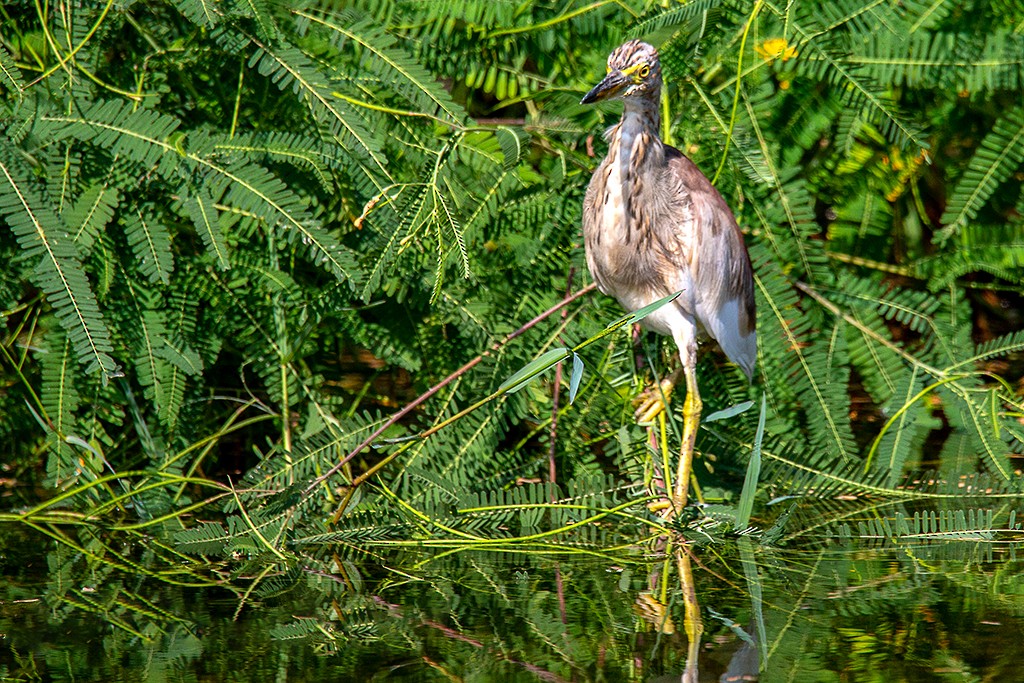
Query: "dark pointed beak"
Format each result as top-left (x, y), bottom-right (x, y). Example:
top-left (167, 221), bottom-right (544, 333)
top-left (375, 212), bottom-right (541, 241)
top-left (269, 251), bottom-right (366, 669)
top-left (581, 70), bottom-right (629, 105)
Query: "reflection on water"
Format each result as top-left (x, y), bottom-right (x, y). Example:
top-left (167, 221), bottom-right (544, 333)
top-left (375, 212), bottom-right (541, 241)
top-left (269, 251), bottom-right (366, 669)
top-left (2, 519), bottom-right (1024, 682)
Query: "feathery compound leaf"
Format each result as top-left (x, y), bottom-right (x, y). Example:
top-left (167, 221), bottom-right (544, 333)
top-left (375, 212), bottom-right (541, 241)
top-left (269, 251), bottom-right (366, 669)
top-left (231, 0), bottom-right (278, 41)
top-left (213, 132), bottom-right (336, 192)
top-left (38, 99), bottom-right (183, 174)
top-left (212, 160), bottom-right (361, 284)
top-left (902, 0), bottom-right (954, 32)
top-left (123, 208), bottom-right (174, 285)
top-left (183, 187), bottom-right (230, 270)
top-left (174, 521), bottom-right (231, 554)
top-left (757, 270), bottom-right (858, 462)
top-left (40, 331), bottom-right (80, 469)
top-left (0, 42), bottom-right (25, 97)
top-left (296, 9), bottom-right (467, 125)
top-left (866, 369), bottom-right (930, 486)
top-left (960, 330), bottom-right (1024, 369)
top-left (494, 126), bottom-right (530, 170)
top-left (793, 36), bottom-right (925, 150)
top-left (852, 31), bottom-right (1024, 92)
top-left (175, 0), bottom-right (222, 27)
top-left (63, 182), bottom-right (120, 254)
top-left (0, 148), bottom-right (120, 381)
top-left (629, 0), bottom-right (723, 38)
top-left (246, 40), bottom-right (390, 184)
top-left (940, 107), bottom-right (1024, 239)
top-left (121, 280), bottom-right (189, 432)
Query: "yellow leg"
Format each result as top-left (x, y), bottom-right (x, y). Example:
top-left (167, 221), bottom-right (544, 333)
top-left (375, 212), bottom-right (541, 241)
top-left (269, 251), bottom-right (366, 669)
top-left (677, 548), bottom-right (703, 682)
top-left (673, 363), bottom-right (702, 509)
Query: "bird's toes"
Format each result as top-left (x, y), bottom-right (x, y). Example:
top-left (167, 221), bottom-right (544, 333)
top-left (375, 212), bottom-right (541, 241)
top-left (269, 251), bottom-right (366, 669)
top-left (633, 378), bottom-right (675, 424)
top-left (634, 398), bottom-right (666, 424)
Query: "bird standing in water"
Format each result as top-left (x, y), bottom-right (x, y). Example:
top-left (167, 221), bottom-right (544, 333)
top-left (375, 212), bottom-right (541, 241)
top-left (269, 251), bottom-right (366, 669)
top-left (581, 40), bottom-right (756, 509)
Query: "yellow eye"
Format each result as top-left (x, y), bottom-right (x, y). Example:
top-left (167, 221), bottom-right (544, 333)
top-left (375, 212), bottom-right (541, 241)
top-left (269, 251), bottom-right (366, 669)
top-left (638, 65), bottom-right (651, 78)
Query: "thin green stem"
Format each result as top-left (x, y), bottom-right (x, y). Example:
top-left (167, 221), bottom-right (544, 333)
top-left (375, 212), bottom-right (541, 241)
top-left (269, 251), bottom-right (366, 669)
top-left (712, 0), bottom-right (763, 185)
top-left (486, 1), bottom-right (619, 37)
top-left (458, 501), bottom-right (671, 535)
top-left (28, 0), bottom-right (118, 87)
top-left (229, 479), bottom-right (289, 561)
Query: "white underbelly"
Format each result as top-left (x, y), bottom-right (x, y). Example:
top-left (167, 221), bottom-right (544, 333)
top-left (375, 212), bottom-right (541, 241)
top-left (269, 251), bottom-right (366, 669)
top-left (587, 132), bottom-right (698, 336)
top-left (601, 157), bottom-right (625, 236)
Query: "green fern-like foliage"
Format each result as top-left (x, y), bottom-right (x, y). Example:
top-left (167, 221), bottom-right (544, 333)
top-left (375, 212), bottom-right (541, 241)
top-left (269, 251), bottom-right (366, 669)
top-left (4, 7), bottom-right (1024, 679)
top-left (0, 0), bottom-right (1022, 582)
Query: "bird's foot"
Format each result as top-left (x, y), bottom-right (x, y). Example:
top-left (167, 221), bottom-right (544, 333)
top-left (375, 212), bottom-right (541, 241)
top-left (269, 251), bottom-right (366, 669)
top-left (634, 377), bottom-right (675, 424)
top-left (635, 592), bottom-right (676, 634)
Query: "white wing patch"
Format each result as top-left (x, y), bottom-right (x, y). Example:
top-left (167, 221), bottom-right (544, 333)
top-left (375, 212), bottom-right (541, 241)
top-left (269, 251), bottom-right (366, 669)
top-left (699, 296), bottom-right (756, 379)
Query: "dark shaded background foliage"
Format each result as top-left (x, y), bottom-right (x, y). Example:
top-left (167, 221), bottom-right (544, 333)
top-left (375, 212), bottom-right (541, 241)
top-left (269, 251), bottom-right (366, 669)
top-left (1, 0), bottom-right (1023, 533)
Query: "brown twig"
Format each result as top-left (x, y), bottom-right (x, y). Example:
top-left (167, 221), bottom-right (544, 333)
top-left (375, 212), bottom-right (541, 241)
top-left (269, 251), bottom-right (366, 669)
top-left (304, 282), bottom-right (598, 497)
top-left (549, 359), bottom-right (562, 488)
top-left (548, 268), bottom-right (576, 495)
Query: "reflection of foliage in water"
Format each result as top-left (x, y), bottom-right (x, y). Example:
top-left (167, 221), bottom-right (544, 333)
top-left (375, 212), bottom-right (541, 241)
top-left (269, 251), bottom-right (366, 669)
top-left (4, 510), bottom-right (1024, 681)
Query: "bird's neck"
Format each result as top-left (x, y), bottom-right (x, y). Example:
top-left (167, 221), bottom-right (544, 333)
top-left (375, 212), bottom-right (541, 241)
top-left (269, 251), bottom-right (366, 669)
top-left (606, 99), bottom-right (663, 189)
top-left (609, 100), bottom-right (664, 176)
top-left (621, 100), bottom-right (661, 140)
top-left (601, 100), bottom-right (665, 245)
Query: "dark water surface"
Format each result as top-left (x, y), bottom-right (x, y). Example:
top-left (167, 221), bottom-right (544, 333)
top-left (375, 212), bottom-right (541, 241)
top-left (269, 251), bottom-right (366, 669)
top-left (2, 514), bottom-right (1023, 682)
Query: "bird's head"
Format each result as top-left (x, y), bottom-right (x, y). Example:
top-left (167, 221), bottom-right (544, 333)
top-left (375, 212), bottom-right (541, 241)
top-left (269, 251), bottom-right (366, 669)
top-left (581, 40), bottom-right (662, 105)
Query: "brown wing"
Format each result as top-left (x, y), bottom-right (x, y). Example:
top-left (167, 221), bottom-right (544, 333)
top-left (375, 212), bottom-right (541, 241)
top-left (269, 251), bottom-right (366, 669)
top-left (582, 157), bottom-right (605, 287)
top-left (661, 147), bottom-right (757, 376)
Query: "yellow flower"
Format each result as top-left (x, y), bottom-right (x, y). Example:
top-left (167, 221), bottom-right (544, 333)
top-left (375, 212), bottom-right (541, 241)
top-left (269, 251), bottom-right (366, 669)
top-left (756, 38), bottom-right (798, 63)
